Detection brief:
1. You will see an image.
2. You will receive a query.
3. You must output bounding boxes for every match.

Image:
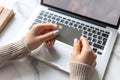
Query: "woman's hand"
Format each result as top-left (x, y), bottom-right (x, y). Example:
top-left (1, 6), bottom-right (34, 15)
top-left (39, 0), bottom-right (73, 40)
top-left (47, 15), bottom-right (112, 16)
top-left (71, 36), bottom-right (97, 67)
top-left (24, 23), bottom-right (59, 51)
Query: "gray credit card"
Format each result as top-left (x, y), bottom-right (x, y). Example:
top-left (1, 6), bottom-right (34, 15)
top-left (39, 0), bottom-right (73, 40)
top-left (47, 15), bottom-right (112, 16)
top-left (56, 23), bottom-right (82, 46)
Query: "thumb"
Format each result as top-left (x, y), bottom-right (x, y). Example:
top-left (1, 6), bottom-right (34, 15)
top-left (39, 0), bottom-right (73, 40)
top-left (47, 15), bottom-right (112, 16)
top-left (73, 38), bottom-right (81, 55)
top-left (80, 36), bottom-right (90, 49)
top-left (39, 30), bottom-right (59, 42)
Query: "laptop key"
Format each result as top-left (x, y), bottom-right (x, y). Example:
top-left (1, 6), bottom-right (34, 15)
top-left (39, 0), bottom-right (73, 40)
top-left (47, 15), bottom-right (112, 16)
top-left (65, 21), bottom-right (69, 25)
top-left (74, 24), bottom-right (78, 27)
top-left (100, 30), bottom-right (104, 32)
top-left (93, 43), bottom-right (104, 50)
top-left (43, 17), bottom-right (47, 20)
top-left (103, 38), bottom-right (107, 41)
top-left (72, 20), bottom-right (75, 23)
top-left (103, 41), bottom-right (107, 46)
top-left (90, 26), bottom-right (94, 29)
top-left (98, 36), bottom-right (102, 40)
top-left (56, 18), bottom-right (60, 21)
top-left (83, 31), bottom-right (88, 35)
top-left (35, 19), bottom-right (42, 23)
top-left (88, 28), bottom-right (91, 32)
top-left (95, 28), bottom-right (99, 31)
top-left (102, 33), bottom-right (108, 38)
top-left (97, 32), bottom-right (101, 35)
top-left (81, 23), bottom-right (85, 26)
top-left (32, 22), bottom-right (38, 26)
top-left (92, 30), bottom-right (96, 33)
top-left (46, 12), bottom-right (49, 14)
top-left (48, 19), bottom-right (51, 22)
top-left (93, 34), bottom-right (97, 38)
top-left (97, 40), bottom-right (102, 44)
top-left (63, 17), bottom-right (66, 20)
top-left (37, 16), bottom-right (43, 19)
top-left (41, 10), bottom-right (45, 13)
top-left (60, 19), bottom-right (64, 23)
top-left (69, 22), bottom-right (73, 26)
top-left (83, 35), bottom-right (87, 38)
top-left (83, 27), bottom-right (87, 30)
top-left (105, 31), bottom-right (110, 34)
top-left (76, 22), bottom-right (80, 24)
top-left (93, 48), bottom-right (97, 52)
top-left (97, 51), bottom-right (102, 55)
top-left (67, 19), bottom-right (71, 21)
top-left (88, 37), bottom-right (92, 41)
top-left (59, 16), bottom-right (62, 18)
top-left (92, 39), bottom-right (97, 43)
top-left (42, 21), bottom-right (46, 23)
top-left (78, 25), bottom-right (82, 29)
top-left (54, 14), bottom-right (58, 17)
top-left (40, 12), bottom-right (43, 16)
top-left (48, 15), bottom-right (51, 18)
top-left (52, 17), bottom-right (56, 19)
top-left (43, 14), bottom-right (47, 17)
top-left (88, 33), bottom-right (92, 36)
top-left (89, 42), bottom-right (92, 45)
top-left (52, 21), bottom-right (56, 23)
top-left (50, 13), bottom-right (53, 16)
top-left (85, 25), bottom-right (89, 27)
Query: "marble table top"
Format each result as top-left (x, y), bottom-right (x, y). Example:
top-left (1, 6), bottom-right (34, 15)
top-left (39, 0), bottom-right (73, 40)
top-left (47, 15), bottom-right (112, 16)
top-left (0, 0), bottom-right (120, 80)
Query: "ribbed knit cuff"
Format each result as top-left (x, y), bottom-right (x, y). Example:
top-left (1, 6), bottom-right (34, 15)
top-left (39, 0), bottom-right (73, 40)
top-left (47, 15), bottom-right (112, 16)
top-left (0, 38), bottom-right (31, 68)
top-left (9, 38), bottom-right (31, 60)
top-left (70, 61), bottom-right (92, 80)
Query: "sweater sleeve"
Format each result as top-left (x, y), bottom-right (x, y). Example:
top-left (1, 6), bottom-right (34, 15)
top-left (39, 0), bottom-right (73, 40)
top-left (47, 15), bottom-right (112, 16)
top-left (70, 61), bottom-right (92, 80)
top-left (0, 38), bottom-right (31, 68)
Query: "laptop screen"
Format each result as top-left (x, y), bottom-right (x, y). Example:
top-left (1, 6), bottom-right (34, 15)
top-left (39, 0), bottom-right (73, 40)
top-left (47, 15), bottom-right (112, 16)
top-left (42, 0), bottom-right (120, 26)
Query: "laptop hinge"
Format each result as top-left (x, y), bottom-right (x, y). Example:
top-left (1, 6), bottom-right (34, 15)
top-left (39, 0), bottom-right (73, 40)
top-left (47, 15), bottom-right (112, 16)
top-left (49, 7), bottom-right (108, 28)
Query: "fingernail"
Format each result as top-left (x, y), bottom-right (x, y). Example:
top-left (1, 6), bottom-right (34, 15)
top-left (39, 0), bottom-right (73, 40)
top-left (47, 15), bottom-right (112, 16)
top-left (80, 36), bottom-right (84, 39)
top-left (74, 38), bottom-right (78, 43)
top-left (53, 30), bottom-right (60, 36)
top-left (53, 24), bottom-right (57, 28)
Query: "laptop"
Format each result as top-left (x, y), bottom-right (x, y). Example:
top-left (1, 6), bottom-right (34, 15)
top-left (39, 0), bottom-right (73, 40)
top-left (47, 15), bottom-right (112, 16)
top-left (15, 0), bottom-right (120, 80)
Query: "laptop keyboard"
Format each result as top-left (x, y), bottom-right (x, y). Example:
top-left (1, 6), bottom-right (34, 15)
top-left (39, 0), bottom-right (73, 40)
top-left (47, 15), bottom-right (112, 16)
top-left (30, 10), bottom-right (110, 55)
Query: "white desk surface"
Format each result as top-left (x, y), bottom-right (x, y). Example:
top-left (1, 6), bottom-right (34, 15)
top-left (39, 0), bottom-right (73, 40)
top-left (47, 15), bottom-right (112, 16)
top-left (0, 0), bottom-right (120, 80)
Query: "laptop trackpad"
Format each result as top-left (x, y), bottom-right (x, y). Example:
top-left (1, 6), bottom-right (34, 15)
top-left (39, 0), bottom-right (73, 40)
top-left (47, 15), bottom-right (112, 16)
top-left (47, 41), bottom-right (72, 72)
top-left (56, 23), bottom-right (82, 46)
top-left (31, 41), bottom-right (72, 73)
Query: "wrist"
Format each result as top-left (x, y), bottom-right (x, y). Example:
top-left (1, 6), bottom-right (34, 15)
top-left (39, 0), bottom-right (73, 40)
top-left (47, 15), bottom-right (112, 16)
top-left (71, 61), bottom-right (92, 68)
top-left (23, 37), bottom-right (31, 51)
top-left (70, 61), bottom-right (92, 80)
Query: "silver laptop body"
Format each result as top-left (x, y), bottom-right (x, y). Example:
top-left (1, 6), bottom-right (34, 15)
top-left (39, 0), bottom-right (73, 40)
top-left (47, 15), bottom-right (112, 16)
top-left (15, 0), bottom-right (120, 80)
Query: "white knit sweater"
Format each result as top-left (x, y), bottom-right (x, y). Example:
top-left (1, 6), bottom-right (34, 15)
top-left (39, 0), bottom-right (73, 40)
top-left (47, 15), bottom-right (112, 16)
top-left (0, 39), bottom-right (92, 80)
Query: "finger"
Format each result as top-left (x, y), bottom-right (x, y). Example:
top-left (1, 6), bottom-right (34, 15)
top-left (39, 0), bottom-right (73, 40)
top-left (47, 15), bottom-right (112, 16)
top-left (92, 50), bottom-right (97, 60)
top-left (80, 36), bottom-right (90, 49)
top-left (91, 51), bottom-right (97, 67)
top-left (46, 41), bottom-right (51, 48)
top-left (35, 23), bottom-right (57, 31)
top-left (50, 39), bottom-right (55, 47)
top-left (46, 39), bottom-right (55, 48)
top-left (39, 30), bottom-right (59, 42)
top-left (79, 38), bottom-right (82, 52)
top-left (73, 38), bottom-right (80, 55)
top-left (92, 61), bottom-right (97, 68)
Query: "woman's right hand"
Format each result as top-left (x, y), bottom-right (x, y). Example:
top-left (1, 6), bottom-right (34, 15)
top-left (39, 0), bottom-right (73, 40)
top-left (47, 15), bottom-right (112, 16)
top-left (24, 23), bottom-right (58, 51)
top-left (71, 36), bottom-right (97, 67)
